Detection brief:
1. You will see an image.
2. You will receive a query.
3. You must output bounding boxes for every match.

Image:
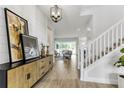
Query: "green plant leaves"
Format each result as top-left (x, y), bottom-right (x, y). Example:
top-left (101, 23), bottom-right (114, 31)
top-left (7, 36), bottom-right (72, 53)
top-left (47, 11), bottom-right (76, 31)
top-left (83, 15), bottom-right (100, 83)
top-left (121, 61), bottom-right (124, 66)
top-left (120, 48), bottom-right (124, 53)
top-left (114, 48), bottom-right (124, 67)
top-left (119, 55), bottom-right (124, 61)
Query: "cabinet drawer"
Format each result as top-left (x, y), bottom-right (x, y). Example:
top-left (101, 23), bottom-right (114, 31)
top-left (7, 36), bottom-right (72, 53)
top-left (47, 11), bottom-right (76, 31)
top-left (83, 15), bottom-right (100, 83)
top-left (37, 60), bottom-right (46, 79)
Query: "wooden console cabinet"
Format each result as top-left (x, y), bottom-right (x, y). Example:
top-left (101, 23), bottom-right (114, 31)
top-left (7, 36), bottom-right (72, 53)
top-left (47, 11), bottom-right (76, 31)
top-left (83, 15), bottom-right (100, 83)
top-left (0, 55), bottom-right (53, 88)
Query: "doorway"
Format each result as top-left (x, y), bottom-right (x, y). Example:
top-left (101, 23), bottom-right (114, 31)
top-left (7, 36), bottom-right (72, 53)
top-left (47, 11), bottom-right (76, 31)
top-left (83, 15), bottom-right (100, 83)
top-left (54, 38), bottom-right (78, 67)
top-left (55, 41), bottom-right (76, 56)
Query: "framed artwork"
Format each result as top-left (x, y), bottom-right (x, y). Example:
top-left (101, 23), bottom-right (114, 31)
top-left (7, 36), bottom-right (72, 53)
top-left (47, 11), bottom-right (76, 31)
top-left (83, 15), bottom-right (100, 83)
top-left (21, 35), bottom-right (40, 61)
top-left (4, 8), bottom-right (29, 64)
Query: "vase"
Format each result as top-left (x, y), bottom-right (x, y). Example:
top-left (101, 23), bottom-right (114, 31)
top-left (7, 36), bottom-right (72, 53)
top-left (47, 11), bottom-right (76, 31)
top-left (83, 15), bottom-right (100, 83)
top-left (41, 44), bottom-right (45, 57)
top-left (117, 67), bottom-right (124, 75)
top-left (46, 46), bottom-right (49, 56)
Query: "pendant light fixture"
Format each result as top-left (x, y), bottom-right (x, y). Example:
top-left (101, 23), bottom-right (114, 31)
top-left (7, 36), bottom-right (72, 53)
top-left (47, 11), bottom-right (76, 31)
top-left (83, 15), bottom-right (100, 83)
top-left (50, 5), bottom-right (62, 23)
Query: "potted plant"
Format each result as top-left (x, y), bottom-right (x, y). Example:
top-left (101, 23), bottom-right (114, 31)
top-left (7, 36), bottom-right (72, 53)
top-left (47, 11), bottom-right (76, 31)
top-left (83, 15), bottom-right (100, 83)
top-left (114, 48), bottom-right (124, 67)
top-left (114, 48), bottom-right (124, 88)
top-left (114, 48), bottom-right (124, 75)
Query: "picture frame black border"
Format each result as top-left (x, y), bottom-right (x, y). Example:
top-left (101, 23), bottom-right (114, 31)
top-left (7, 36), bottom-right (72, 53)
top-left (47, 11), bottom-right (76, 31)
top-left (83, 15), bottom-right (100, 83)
top-left (4, 8), bottom-right (29, 65)
top-left (20, 34), bottom-right (40, 63)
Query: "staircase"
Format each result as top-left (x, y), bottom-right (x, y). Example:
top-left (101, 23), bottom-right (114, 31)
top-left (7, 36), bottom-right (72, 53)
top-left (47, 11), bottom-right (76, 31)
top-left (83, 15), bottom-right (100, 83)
top-left (80, 18), bottom-right (124, 81)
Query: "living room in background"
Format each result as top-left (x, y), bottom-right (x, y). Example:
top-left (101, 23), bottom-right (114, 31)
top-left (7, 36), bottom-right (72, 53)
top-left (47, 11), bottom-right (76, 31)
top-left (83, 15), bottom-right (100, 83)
top-left (55, 38), bottom-right (78, 59)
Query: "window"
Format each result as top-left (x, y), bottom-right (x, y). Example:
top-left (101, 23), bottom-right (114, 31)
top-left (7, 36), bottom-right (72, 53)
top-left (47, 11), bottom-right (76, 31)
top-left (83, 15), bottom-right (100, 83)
top-left (55, 41), bottom-right (76, 55)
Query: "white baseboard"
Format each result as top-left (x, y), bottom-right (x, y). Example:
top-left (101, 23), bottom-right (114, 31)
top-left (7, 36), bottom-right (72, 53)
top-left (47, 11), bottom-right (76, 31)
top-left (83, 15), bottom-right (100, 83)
top-left (82, 77), bottom-right (118, 85)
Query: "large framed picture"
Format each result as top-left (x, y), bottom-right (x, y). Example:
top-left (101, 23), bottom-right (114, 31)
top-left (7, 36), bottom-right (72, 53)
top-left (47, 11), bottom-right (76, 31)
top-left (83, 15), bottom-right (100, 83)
top-left (4, 8), bottom-right (29, 64)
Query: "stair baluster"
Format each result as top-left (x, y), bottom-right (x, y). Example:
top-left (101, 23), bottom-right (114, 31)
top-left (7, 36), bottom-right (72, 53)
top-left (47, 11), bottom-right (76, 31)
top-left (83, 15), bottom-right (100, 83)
top-left (80, 18), bottom-right (124, 81)
top-left (80, 18), bottom-right (124, 71)
top-left (116, 26), bottom-right (119, 47)
top-left (120, 23), bottom-right (123, 45)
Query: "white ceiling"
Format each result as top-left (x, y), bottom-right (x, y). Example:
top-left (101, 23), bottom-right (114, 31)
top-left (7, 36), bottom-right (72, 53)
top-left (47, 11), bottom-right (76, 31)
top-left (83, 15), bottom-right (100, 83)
top-left (38, 5), bottom-right (96, 37)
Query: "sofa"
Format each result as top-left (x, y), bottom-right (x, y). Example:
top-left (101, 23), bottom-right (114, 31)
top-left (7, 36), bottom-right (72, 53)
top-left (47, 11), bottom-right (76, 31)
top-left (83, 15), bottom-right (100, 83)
top-left (62, 50), bottom-right (72, 59)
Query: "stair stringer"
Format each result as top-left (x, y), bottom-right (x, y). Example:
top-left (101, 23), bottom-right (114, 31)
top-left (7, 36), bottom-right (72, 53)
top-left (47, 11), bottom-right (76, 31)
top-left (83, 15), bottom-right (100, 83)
top-left (82, 44), bottom-right (124, 84)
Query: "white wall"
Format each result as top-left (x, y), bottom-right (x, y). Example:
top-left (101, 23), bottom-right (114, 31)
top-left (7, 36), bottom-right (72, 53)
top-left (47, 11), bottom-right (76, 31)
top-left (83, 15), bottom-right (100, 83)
top-left (47, 27), bottom-right (54, 55)
top-left (92, 6), bottom-right (124, 38)
top-left (0, 5), bottom-right (54, 64)
top-left (78, 5), bottom-right (124, 50)
top-left (79, 6), bottom-right (124, 41)
top-left (55, 30), bottom-right (79, 38)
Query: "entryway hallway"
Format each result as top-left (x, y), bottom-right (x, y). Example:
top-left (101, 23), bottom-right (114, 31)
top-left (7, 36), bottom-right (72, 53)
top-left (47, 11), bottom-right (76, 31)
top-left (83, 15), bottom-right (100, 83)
top-left (34, 55), bottom-right (117, 88)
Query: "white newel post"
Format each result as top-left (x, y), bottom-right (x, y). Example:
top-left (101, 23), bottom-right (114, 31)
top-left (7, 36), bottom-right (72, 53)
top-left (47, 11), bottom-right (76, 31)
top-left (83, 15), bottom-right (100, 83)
top-left (112, 27), bottom-right (114, 50)
top-left (88, 45), bottom-right (90, 65)
top-left (108, 31), bottom-right (110, 53)
top-left (104, 34), bottom-right (106, 55)
top-left (92, 43), bottom-right (94, 62)
top-left (85, 48), bottom-right (87, 67)
top-left (77, 48), bottom-right (80, 69)
top-left (99, 37), bottom-right (102, 58)
top-left (96, 39), bottom-right (98, 60)
top-left (116, 26), bottom-right (119, 48)
top-left (120, 23), bottom-right (123, 45)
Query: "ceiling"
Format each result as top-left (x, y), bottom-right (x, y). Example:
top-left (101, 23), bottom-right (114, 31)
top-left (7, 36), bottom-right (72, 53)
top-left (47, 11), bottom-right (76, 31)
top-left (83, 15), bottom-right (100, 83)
top-left (38, 5), bottom-right (96, 37)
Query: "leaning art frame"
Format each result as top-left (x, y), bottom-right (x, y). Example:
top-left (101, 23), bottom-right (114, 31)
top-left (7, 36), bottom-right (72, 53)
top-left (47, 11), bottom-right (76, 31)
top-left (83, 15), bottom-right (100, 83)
top-left (4, 8), bottom-right (29, 64)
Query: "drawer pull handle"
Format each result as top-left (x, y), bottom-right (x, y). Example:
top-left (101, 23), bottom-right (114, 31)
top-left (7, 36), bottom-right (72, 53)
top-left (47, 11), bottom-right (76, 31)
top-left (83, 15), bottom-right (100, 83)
top-left (26, 73), bottom-right (31, 80)
top-left (49, 61), bottom-right (51, 64)
top-left (41, 66), bottom-right (45, 69)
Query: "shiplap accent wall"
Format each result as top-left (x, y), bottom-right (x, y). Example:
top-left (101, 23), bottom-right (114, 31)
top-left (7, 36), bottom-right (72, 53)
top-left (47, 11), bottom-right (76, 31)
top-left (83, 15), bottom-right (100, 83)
top-left (0, 5), bottom-right (53, 64)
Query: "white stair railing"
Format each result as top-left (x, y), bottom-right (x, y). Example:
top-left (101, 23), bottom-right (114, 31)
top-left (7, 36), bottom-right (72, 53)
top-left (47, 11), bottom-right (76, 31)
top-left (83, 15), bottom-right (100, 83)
top-left (80, 18), bottom-right (124, 71)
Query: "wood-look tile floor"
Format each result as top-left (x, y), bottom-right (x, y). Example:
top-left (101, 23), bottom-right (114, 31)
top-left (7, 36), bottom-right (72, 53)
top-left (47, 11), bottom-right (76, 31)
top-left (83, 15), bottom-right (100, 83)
top-left (33, 55), bottom-right (117, 88)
